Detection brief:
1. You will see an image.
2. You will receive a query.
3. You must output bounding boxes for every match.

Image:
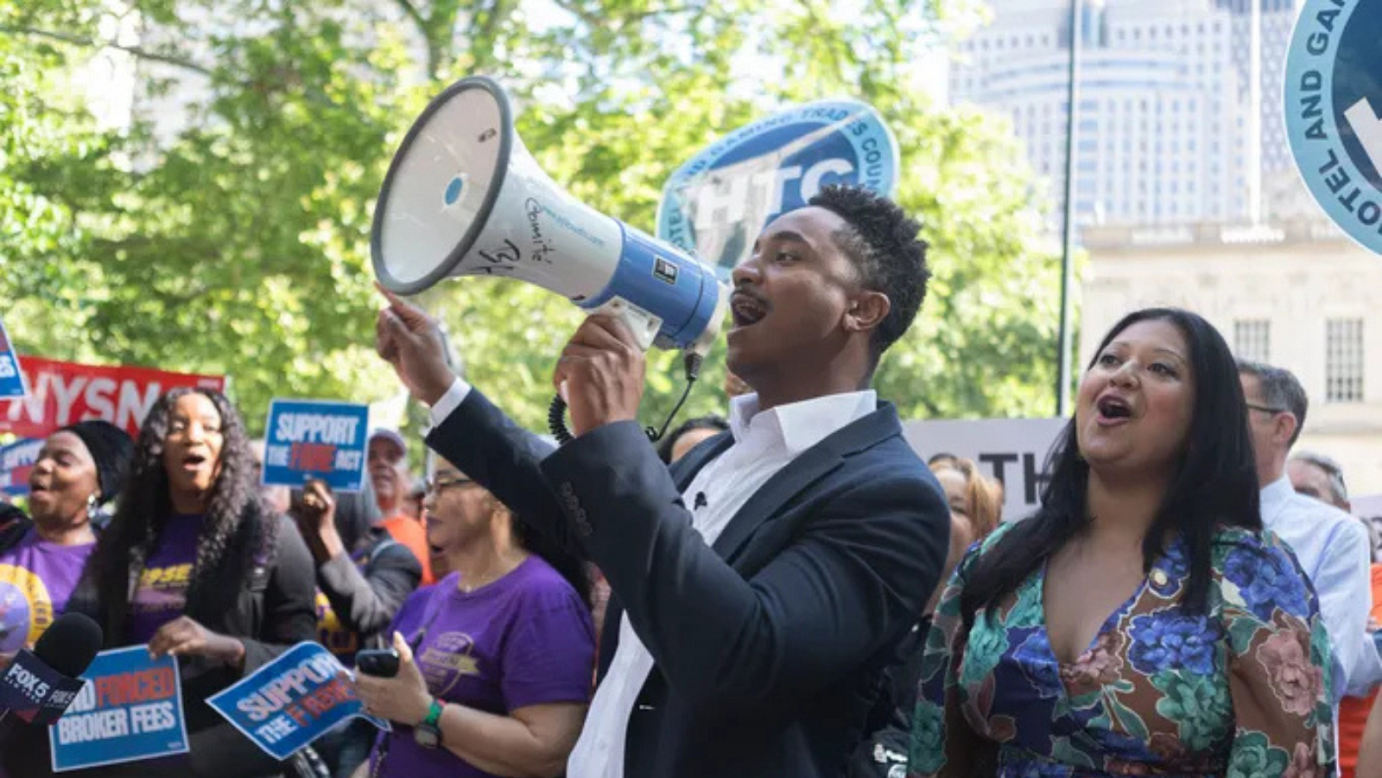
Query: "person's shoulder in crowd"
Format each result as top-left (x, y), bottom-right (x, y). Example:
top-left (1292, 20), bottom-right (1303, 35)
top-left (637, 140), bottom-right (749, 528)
top-left (953, 519), bottom-right (1017, 567)
top-left (1279, 488), bottom-right (1366, 535)
top-left (394, 573), bottom-right (448, 621)
top-left (361, 525), bottom-right (423, 565)
top-left (509, 555), bottom-right (585, 604)
top-left (381, 512), bottom-right (434, 582)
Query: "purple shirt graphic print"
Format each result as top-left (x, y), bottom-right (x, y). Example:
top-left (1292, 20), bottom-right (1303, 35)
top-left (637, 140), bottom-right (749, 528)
top-left (0, 527), bottom-right (94, 652)
top-left (125, 514), bottom-right (202, 644)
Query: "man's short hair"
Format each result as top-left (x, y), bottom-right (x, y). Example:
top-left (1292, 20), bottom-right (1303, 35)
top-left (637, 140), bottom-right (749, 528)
top-left (808, 185), bottom-right (929, 361)
top-left (1236, 359), bottom-right (1309, 447)
top-left (1290, 451), bottom-right (1349, 505)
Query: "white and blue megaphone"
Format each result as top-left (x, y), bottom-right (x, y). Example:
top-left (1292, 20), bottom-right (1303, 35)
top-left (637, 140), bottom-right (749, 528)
top-left (371, 75), bottom-right (728, 358)
top-left (371, 76), bottom-right (728, 441)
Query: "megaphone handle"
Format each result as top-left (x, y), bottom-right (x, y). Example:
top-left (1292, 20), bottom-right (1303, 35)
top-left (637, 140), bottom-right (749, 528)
top-left (594, 298), bottom-right (660, 351)
top-left (547, 351), bottom-right (703, 446)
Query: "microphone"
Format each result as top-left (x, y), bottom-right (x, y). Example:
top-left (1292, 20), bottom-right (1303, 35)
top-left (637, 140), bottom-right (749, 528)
top-left (0, 612), bottom-right (102, 725)
top-left (694, 492), bottom-right (708, 510)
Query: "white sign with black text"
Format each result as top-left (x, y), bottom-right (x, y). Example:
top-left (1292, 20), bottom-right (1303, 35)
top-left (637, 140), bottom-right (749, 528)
top-left (900, 417), bottom-right (1067, 522)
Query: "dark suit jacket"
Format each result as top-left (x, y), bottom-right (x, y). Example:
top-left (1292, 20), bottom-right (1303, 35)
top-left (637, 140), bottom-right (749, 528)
top-left (427, 390), bottom-right (950, 778)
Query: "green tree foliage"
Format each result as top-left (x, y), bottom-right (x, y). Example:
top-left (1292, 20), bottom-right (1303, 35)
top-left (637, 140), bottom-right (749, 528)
top-left (1, 0), bottom-right (1060, 439)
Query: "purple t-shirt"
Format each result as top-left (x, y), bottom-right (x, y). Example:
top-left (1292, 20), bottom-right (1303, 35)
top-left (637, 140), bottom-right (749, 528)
top-left (0, 527), bottom-right (94, 653)
top-left (125, 514), bottom-right (202, 644)
top-left (370, 555), bottom-right (595, 778)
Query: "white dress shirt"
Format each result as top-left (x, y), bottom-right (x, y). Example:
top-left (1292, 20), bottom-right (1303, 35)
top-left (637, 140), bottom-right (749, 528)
top-left (1261, 475), bottom-right (1382, 702)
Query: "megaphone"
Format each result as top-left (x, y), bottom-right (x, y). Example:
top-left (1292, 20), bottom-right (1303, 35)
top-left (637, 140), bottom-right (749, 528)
top-left (371, 76), bottom-right (728, 362)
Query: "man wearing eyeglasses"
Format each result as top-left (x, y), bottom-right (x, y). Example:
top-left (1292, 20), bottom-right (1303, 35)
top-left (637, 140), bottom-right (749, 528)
top-left (1238, 360), bottom-right (1382, 707)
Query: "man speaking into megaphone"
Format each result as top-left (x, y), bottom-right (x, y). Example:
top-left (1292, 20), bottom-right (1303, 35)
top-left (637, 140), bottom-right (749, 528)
top-left (373, 185), bottom-right (950, 778)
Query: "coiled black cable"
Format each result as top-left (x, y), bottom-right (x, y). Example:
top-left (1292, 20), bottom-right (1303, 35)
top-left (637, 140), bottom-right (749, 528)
top-left (548, 352), bottom-right (704, 445)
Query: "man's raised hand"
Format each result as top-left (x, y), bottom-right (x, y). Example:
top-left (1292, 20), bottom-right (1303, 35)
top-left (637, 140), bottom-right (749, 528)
top-left (375, 283), bottom-right (456, 406)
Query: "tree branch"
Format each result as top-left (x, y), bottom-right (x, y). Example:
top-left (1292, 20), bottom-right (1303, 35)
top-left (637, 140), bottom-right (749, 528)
top-left (1, 24), bottom-right (382, 131)
top-left (544, 0), bottom-right (695, 33)
top-left (0, 25), bottom-right (215, 77)
top-left (391, 0), bottom-right (430, 34)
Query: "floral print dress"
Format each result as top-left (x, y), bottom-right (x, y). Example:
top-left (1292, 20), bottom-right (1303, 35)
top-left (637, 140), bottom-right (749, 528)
top-left (909, 524), bottom-right (1335, 778)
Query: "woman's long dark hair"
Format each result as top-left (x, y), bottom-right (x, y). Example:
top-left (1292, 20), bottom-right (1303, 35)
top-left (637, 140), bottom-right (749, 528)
top-left (960, 308), bottom-right (1260, 625)
top-left (82, 388), bottom-right (272, 641)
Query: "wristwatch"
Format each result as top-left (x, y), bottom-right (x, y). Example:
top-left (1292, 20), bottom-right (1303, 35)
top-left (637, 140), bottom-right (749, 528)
top-left (414, 699), bottom-right (444, 749)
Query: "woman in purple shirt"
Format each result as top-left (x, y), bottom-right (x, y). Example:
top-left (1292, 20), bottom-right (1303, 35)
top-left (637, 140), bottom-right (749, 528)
top-left (353, 458), bottom-right (596, 778)
top-left (0, 421), bottom-right (132, 657)
top-left (66, 389), bottom-right (318, 777)
top-left (0, 422), bottom-right (132, 776)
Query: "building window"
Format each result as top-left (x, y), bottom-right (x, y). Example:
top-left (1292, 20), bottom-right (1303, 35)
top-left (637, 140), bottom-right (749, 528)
top-left (1326, 319), bottom-right (1365, 402)
top-left (1234, 320), bottom-right (1271, 363)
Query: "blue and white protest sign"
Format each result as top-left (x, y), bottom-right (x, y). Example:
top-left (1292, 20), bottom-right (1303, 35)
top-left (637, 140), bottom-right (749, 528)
top-left (206, 641), bottom-right (388, 761)
top-left (261, 400), bottom-right (369, 492)
top-left (1286, 0), bottom-right (1382, 255)
top-left (656, 99), bottom-right (899, 277)
top-left (0, 438), bottom-right (42, 497)
top-left (48, 647), bottom-right (189, 772)
top-left (0, 318), bottom-right (28, 399)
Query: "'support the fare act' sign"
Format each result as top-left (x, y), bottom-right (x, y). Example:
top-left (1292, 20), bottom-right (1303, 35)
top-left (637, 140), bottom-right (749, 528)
top-left (261, 399), bottom-right (370, 492)
top-left (49, 647), bottom-right (190, 772)
top-left (0, 357), bottom-right (226, 439)
top-left (0, 438), bottom-right (42, 497)
top-left (207, 642), bottom-right (388, 761)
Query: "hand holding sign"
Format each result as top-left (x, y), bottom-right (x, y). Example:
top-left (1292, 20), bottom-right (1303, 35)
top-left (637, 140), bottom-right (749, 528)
top-left (206, 642), bottom-right (389, 761)
top-left (352, 631), bottom-right (432, 727)
top-left (149, 616), bottom-right (246, 671)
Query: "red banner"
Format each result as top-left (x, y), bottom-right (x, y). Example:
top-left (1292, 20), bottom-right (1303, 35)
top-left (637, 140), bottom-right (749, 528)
top-left (0, 357), bottom-right (227, 439)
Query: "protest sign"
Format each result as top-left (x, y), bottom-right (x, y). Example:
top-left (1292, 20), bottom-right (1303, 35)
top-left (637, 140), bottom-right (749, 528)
top-left (0, 357), bottom-right (226, 439)
top-left (261, 400), bottom-right (369, 492)
top-left (657, 99), bottom-right (899, 279)
top-left (0, 438), bottom-right (42, 497)
top-left (48, 647), bottom-right (188, 772)
top-left (1285, 0), bottom-right (1382, 255)
top-left (0, 318), bottom-right (27, 399)
top-left (206, 642), bottom-right (387, 761)
top-left (901, 417), bottom-right (1067, 522)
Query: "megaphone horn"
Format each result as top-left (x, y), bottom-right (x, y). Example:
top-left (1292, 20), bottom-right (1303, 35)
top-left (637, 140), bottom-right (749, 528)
top-left (372, 76), bottom-right (728, 440)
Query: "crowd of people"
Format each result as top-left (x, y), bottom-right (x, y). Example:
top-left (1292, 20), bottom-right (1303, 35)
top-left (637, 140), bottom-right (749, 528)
top-left (0, 183), bottom-right (1379, 778)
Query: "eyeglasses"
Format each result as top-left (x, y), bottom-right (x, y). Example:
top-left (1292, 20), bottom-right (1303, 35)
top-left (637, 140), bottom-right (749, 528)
top-left (426, 475), bottom-right (475, 495)
top-left (1245, 403), bottom-right (1287, 415)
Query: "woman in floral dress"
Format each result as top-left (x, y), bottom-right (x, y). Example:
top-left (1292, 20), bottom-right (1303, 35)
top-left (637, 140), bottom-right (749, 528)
top-left (909, 308), bottom-right (1333, 778)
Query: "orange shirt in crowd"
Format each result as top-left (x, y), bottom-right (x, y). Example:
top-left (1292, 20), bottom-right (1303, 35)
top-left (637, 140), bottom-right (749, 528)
top-left (382, 514), bottom-right (434, 585)
top-left (1339, 564), bottom-right (1382, 778)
